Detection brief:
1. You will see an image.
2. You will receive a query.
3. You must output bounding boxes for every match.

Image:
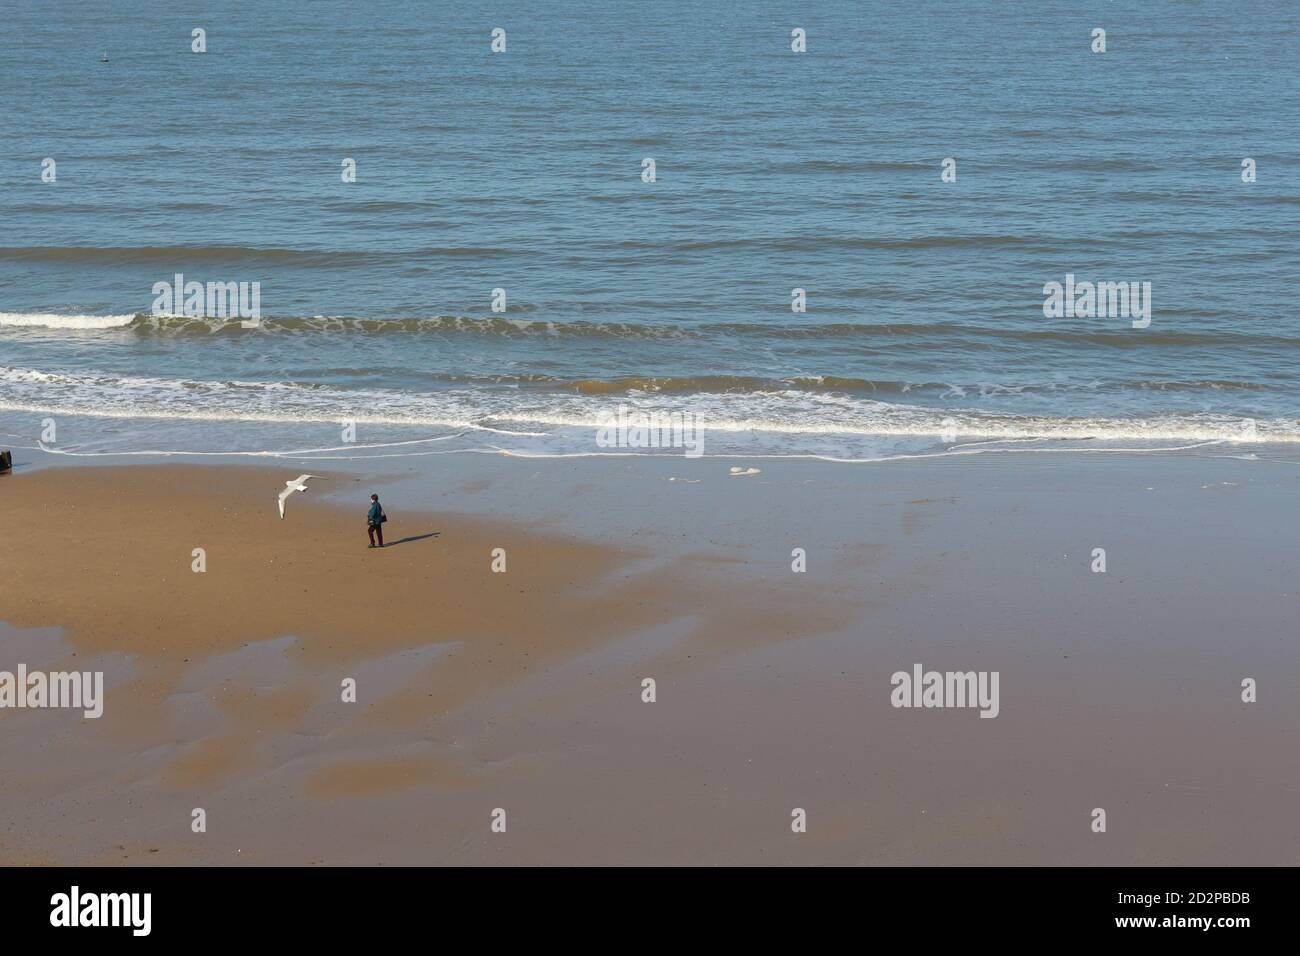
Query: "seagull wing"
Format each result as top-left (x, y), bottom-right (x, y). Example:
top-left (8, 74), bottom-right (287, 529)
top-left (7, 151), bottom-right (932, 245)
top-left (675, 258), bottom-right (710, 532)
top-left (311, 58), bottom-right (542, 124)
top-left (278, 475), bottom-right (323, 519)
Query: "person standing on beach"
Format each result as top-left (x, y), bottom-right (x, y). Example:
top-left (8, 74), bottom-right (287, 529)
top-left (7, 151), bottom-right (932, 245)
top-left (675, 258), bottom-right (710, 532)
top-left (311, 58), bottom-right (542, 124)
top-left (366, 493), bottom-right (386, 548)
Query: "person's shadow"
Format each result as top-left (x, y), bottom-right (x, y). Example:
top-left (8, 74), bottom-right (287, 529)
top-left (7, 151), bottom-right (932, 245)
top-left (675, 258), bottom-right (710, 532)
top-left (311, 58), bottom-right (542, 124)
top-left (384, 531), bottom-right (440, 548)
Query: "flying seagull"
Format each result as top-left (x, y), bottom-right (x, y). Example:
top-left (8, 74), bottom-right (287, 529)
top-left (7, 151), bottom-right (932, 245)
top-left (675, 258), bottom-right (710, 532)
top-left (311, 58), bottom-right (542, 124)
top-left (278, 474), bottom-right (323, 519)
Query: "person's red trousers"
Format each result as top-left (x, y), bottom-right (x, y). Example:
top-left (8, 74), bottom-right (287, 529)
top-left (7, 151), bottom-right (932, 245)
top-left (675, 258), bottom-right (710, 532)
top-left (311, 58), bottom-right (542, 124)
top-left (368, 523), bottom-right (384, 547)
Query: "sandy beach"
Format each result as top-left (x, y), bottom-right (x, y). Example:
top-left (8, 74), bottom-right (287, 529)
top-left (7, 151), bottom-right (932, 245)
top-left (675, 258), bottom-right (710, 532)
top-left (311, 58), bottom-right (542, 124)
top-left (2, 449), bottom-right (1296, 865)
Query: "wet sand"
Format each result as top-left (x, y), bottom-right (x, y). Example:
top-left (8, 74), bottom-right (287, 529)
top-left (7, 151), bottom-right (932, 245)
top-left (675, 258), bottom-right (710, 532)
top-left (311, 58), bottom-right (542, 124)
top-left (1, 452), bottom-right (1297, 865)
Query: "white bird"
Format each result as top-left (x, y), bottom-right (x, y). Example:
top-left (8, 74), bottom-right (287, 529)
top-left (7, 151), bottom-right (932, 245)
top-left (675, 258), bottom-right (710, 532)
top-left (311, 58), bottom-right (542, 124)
top-left (277, 474), bottom-right (323, 518)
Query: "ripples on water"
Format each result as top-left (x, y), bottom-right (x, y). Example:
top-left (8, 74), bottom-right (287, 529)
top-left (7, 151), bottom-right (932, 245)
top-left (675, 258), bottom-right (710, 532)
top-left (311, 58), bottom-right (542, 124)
top-left (2, 0), bottom-right (1297, 458)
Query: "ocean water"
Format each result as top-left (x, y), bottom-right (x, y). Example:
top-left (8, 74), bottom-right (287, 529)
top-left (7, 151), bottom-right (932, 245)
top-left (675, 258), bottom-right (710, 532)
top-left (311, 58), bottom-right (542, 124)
top-left (2, 0), bottom-right (1298, 462)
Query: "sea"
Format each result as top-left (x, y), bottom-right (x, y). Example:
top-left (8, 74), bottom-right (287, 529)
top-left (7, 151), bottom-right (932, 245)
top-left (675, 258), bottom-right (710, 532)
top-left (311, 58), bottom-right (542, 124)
top-left (2, 0), bottom-right (1298, 464)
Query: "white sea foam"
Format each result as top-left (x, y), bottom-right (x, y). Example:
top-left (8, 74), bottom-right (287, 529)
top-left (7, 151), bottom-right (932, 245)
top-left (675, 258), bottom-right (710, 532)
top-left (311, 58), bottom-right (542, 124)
top-left (0, 312), bottom-right (135, 330)
top-left (3, 362), bottom-right (1298, 477)
top-left (2, 365), bottom-right (1297, 447)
